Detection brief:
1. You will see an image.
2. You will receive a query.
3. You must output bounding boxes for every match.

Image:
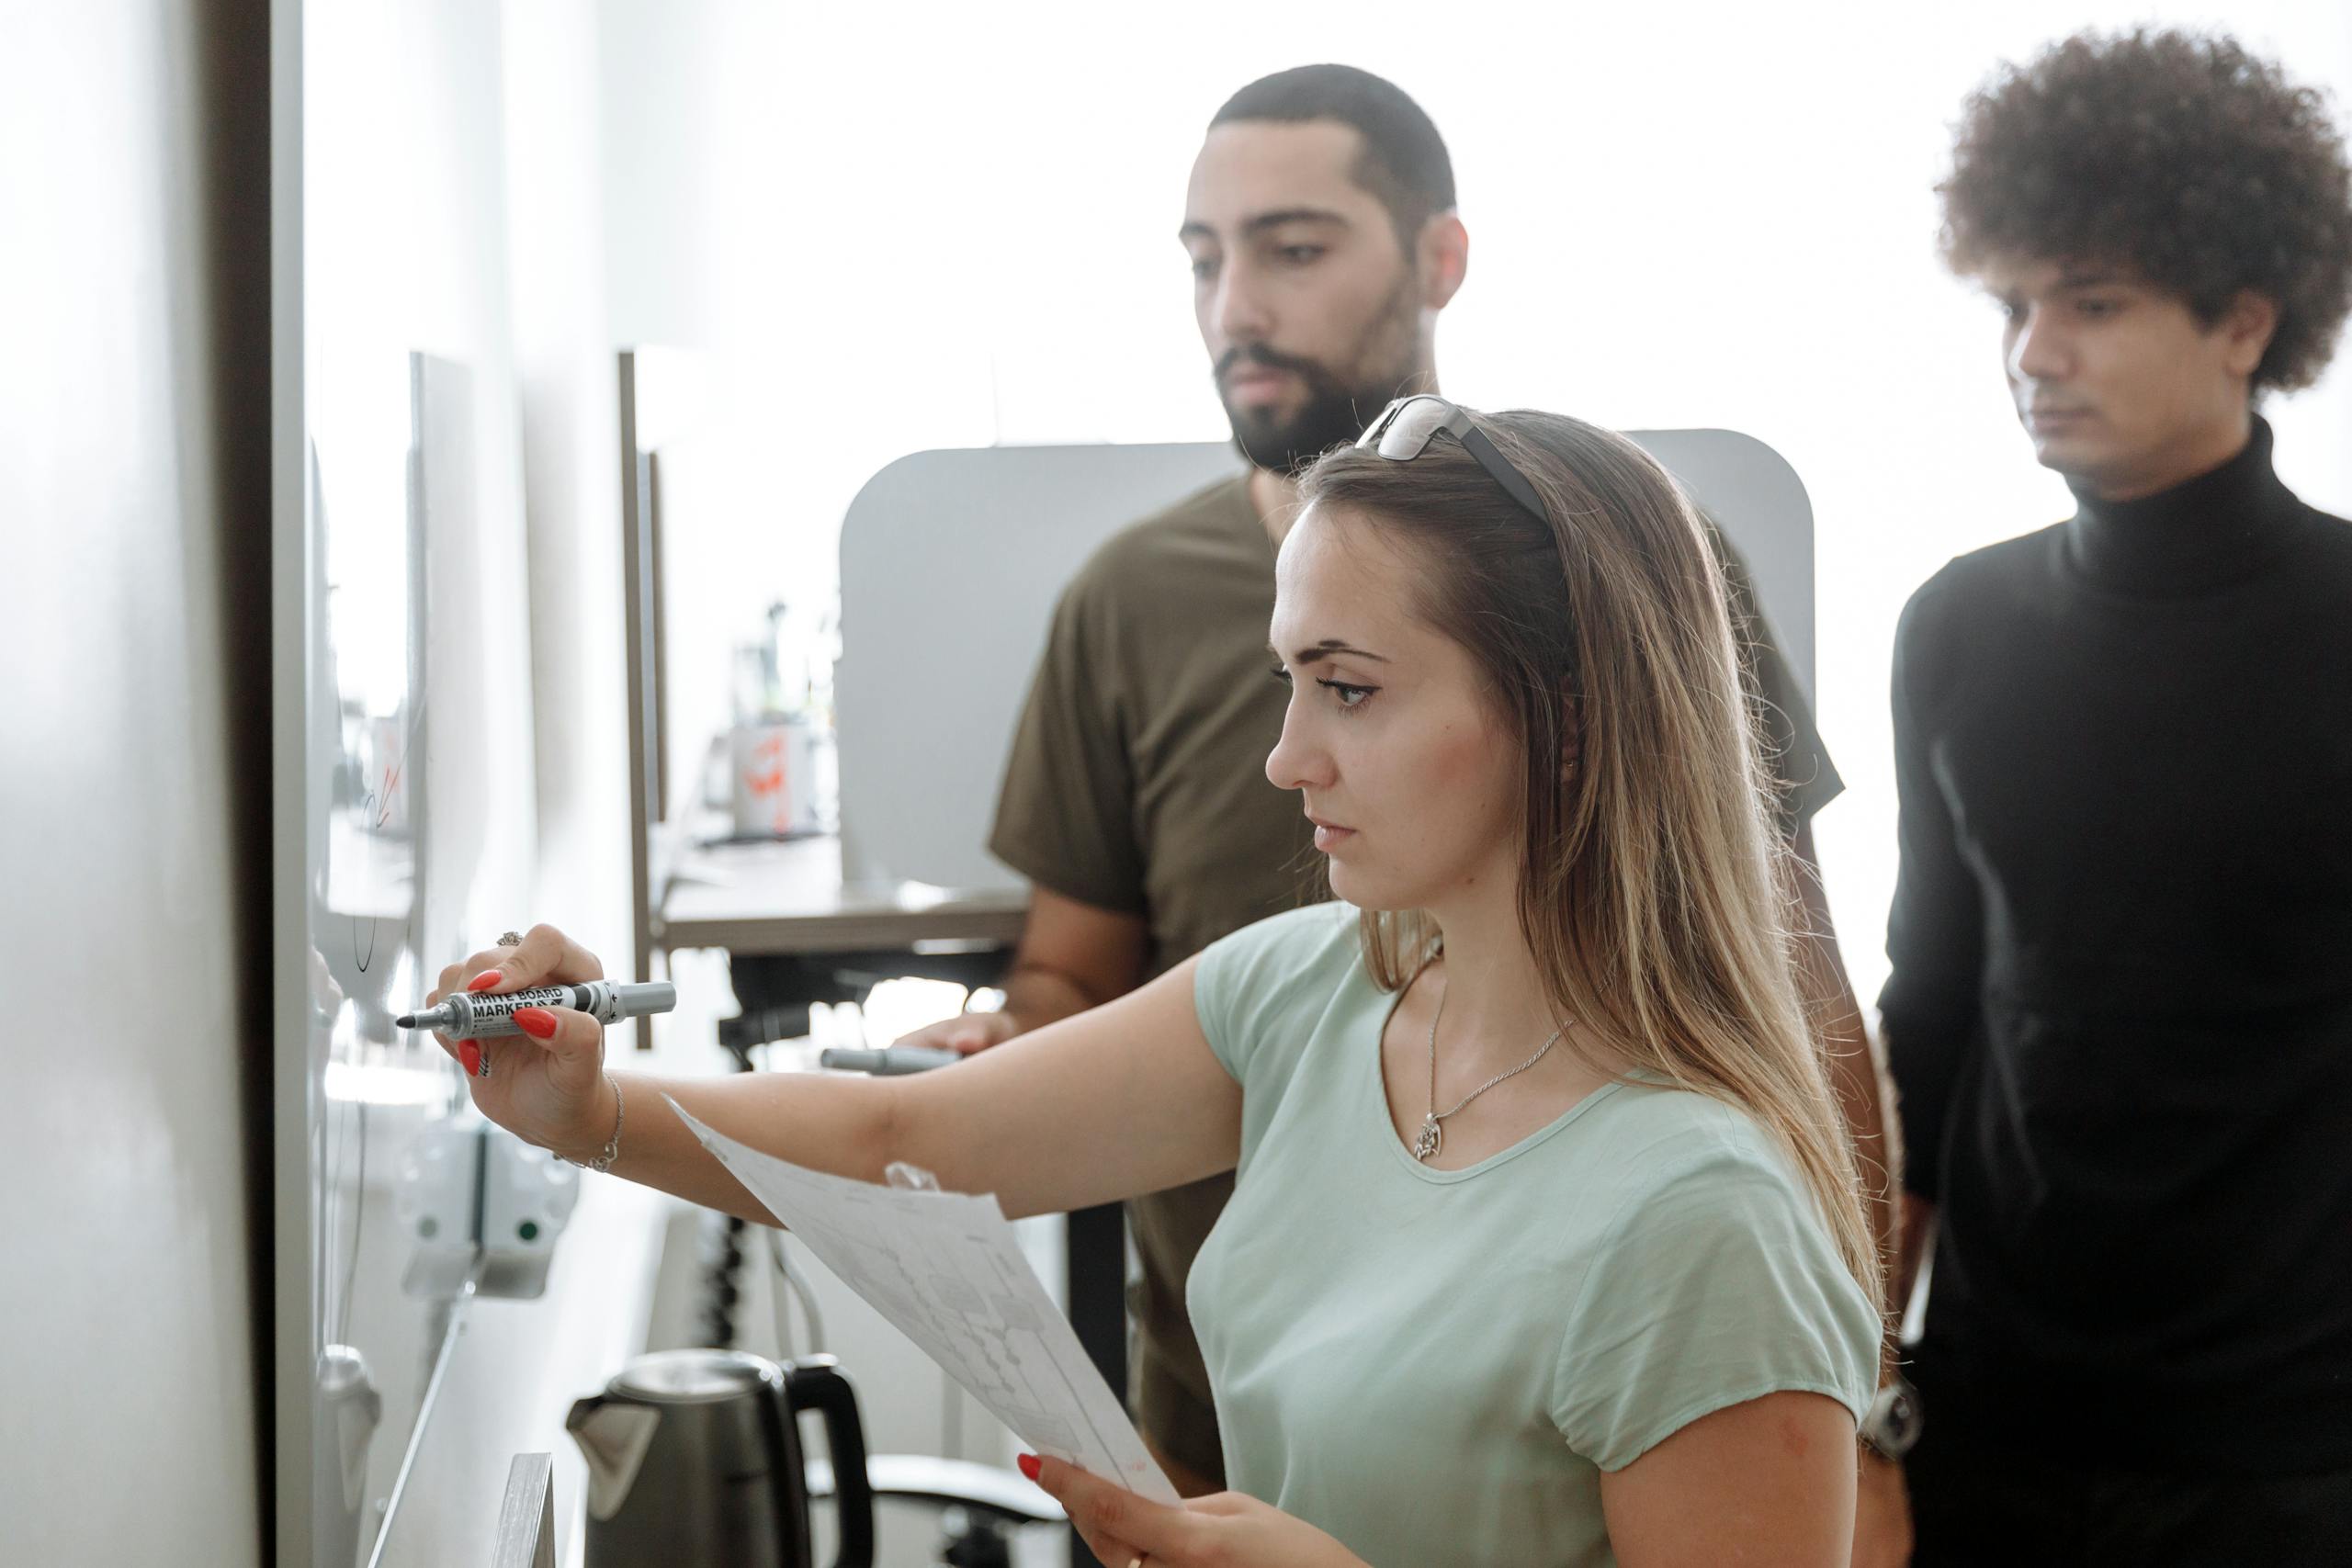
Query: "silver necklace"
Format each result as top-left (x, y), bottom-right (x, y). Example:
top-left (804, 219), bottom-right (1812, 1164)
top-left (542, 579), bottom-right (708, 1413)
top-left (1412, 976), bottom-right (1568, 1162)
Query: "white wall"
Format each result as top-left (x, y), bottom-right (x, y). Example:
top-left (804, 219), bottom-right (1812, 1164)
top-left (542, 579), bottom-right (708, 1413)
top-left (697, 0), bottom-right (2352, 1008)
top-left (505, 0), bottom-right (635, 983)
top-left (0, 4), bottom-right (266, 1562)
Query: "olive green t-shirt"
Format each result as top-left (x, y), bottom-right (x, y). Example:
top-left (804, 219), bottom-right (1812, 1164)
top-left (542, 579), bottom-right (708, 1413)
top-left (989, 473), bottom-right (1841, 1483)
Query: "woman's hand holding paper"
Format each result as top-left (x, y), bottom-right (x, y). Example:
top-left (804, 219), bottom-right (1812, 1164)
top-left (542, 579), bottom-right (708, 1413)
top-left (1023, 1454), bottom-right (1369, 1568)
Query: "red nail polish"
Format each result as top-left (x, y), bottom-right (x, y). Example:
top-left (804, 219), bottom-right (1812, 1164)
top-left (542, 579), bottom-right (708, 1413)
top-left (513, 1008), bottom-right (557, 1040)
top-left (1016, 1453), bottom-right (1040, 1482)
top-left (459, 1042), bottom-right (481, 1076)
top-left (468, 970), bottom-right (503, 992)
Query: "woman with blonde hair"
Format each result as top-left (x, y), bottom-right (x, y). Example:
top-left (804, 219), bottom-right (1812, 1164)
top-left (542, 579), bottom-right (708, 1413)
top-left (442, 398), bottom-right (1883, 1567)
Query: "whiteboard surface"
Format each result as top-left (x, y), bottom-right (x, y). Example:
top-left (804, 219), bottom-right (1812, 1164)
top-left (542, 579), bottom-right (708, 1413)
top-left (287, 345), bottom-right (542, 1565)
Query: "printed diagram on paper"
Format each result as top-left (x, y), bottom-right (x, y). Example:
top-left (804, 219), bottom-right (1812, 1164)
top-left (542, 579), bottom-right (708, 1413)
top-left (671, 1102), bottom-right (1178, 1505)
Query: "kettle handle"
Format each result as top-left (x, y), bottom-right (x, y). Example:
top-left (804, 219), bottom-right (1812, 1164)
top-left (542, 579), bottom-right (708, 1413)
top-left (784, 1356), bottom-right (874, 1568)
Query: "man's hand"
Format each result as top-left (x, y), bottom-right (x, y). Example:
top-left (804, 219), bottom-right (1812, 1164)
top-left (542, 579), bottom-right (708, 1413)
top-left (892, 1008), bottom-right (1022, 1056)
top-left (1023, 1454), bottom-right (1366, 1568)
top-left (1852, 1451), bottom-right (1914, 1568)
top-left (891, 885), bottom-right (1149, 1055)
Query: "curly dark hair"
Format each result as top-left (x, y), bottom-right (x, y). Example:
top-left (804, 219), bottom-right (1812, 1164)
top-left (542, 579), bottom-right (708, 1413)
top-left (1939, 28), bottom-right (2352, 392)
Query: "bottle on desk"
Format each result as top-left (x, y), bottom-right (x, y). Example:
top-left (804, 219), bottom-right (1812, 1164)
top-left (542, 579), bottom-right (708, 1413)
top-left (727, 600), bottom-right (839, 840)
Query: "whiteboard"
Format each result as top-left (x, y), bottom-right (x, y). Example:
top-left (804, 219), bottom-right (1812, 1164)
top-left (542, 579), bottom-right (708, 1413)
top-left (281, 349), bottom-right (540, 1568)
top-left (836, 432), bottom-right (1815, 895)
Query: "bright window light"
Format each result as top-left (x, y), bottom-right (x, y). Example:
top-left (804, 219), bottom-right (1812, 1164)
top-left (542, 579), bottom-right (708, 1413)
top-left (613, 0), bottom-right (2350, 1010)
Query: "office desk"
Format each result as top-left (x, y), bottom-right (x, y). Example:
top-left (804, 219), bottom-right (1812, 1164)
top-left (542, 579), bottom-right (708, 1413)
top-left (660, 834), bottom-right (1029, 957)
top-left (655, 832), bottom-right (1125, 1566)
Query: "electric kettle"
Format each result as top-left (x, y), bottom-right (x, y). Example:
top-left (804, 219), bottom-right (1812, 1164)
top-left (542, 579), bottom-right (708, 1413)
top-left (568, 1348), bottom-right (873, 1568)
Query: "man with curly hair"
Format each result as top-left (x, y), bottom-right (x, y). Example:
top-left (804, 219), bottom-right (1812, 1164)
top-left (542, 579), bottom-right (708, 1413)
top-left (1883, 28), bottom-right (2352, 1563)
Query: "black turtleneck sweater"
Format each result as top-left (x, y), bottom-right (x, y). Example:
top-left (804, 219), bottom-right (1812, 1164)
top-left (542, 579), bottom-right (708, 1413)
top-left (1881, 418), bottom-right (2352, 1475)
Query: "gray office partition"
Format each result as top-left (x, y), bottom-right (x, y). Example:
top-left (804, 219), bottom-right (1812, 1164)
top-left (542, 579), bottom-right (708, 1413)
top-left (835, 433), bottom-right (1815, 897)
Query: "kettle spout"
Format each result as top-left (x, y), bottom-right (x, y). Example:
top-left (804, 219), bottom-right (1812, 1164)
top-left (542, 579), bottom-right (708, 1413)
top-left (566, 1395), bottom-right (662, 1521)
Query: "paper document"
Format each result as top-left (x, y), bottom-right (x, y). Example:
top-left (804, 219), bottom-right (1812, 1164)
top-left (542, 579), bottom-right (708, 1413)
top-left (671, 1102), bottom-right (1179, 1504)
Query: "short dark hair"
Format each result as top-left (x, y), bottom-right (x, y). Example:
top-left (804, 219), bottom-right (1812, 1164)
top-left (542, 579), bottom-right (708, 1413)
top-left (1939, 28), bottom-right (2352, 393)
top-left (1210, 65), bottom-right (1456, 251)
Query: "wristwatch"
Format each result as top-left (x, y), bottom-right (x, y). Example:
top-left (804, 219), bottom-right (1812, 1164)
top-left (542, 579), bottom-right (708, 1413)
top-left (1858, 1375), bottom-right (1923, 1461)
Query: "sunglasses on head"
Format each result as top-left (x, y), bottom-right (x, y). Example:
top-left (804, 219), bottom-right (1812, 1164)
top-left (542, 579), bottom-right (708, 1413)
top-left (1355, 395), bottom-right (1549, 524)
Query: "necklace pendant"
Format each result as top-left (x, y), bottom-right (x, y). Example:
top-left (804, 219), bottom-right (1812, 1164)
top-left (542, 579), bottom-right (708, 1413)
top-left (1412, 1114), bottom-right (1442, 1162)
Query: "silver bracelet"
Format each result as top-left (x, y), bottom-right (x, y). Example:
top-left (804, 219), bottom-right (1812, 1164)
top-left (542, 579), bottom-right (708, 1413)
top-left (562, 1075), bottom-right (624, 1173)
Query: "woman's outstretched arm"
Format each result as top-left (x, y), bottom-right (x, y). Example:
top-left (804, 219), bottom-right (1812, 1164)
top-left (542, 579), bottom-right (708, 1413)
top-left (429, 925), bottom-right (1242, 1225)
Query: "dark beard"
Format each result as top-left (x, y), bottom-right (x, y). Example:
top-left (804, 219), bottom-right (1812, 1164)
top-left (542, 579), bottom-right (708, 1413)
top-left (1215, 267), bottom-right (1423, 476)
top-left (1216, 346), bottom-right (1399, 477)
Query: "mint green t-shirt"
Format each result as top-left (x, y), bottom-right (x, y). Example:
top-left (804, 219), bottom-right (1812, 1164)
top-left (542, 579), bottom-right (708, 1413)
top-left (1187, 903), bottom-right (1880, 1568)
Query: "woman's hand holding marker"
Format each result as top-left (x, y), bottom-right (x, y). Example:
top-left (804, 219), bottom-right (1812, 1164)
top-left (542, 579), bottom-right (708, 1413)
top-left (424, 924), bottom-right (617, 1163)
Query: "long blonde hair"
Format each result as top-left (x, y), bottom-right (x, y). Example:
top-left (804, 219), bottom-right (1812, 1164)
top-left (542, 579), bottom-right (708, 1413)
top-left (1297, 411), bottom-right (1883, 1306)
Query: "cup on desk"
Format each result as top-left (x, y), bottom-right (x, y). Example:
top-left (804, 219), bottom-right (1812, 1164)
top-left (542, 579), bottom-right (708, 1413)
top-left (729, 715), bottom-right (836, 840)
